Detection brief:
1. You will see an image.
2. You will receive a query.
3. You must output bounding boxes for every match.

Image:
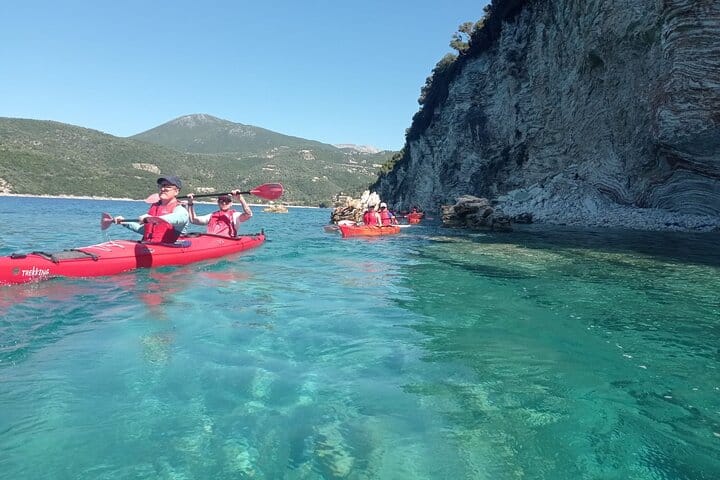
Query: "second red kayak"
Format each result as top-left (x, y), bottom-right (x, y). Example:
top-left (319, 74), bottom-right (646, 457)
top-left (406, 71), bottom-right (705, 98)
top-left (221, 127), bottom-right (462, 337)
top-left (338, 224), bottom-right (401, 238)
top-left (407, 213), bottom-right (423, 224)
top-left (0, 232), bottom-right (266, 285)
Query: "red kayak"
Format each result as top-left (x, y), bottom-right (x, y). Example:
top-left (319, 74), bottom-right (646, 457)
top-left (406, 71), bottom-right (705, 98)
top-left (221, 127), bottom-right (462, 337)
top-left (338, 224), bottom-right (401, 238)
top-left (0, 232), bottom-right (265, 285)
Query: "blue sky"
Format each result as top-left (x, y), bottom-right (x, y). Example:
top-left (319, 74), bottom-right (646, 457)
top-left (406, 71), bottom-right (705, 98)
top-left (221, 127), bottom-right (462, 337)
top-left (1, 1), bottom-right (488, 151)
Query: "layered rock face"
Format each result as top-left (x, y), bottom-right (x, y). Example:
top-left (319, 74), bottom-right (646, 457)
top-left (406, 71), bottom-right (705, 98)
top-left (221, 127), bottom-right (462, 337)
top-left (376, 0), bottom-right (720, 229)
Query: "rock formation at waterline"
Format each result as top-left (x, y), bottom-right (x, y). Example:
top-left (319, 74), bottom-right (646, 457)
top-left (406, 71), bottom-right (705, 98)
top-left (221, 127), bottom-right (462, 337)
top-left (329, 191), bottom-right (382, 224)
top-left (442, 195), bottom-right (514, 232)
top-left (374, 1), bottom-right (720, 231)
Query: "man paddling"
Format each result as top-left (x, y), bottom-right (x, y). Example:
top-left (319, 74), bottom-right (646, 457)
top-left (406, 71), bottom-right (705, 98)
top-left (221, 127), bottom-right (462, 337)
top-left (112, 175), bottom-right (189, 243)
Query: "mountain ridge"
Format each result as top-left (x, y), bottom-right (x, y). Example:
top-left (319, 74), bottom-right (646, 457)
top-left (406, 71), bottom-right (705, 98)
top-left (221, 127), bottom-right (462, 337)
top-left (0, 115), bottom-right (395, 205)
top-left (131, 113), bottom-right (336, 155)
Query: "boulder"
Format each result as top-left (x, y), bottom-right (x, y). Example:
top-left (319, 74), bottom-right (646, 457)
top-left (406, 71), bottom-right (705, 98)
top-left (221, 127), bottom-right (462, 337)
top-left (442, 196), bottom-right (513, 232)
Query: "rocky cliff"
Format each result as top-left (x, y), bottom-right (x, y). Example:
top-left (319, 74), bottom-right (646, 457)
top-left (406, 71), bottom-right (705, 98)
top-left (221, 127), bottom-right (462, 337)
top-left (375, 0), bottom-right (720, 230)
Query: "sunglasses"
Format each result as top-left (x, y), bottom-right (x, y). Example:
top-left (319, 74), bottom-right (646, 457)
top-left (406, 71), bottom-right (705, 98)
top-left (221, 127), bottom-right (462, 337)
top-left (218, 198), bottom-right (232, 204)
top-left (158, 184), bottom-right (177, 190)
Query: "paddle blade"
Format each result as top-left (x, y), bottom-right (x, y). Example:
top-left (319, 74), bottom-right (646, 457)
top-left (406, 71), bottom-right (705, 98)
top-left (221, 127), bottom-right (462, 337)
top-left (144, 193), bottom-right (160, 204)
top-left (101, 213), bottom-right (114, 230)
top-left (250, 183), bottom-right (284, 200)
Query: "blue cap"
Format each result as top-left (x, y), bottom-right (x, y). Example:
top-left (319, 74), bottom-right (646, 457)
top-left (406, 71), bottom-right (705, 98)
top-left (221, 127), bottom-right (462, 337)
top-left (157, 175), bottom-right (182, 189)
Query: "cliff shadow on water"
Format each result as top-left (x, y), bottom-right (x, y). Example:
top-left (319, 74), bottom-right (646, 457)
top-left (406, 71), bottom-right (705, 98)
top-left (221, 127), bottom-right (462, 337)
top-left (426, 224), bottom-right (720, 270)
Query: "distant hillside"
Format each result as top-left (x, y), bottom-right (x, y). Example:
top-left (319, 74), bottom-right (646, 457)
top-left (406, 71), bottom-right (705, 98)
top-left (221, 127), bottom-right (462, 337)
top-left (131, 114), bottom-right (332, 155)
top-left (0, 116), bottom-right (396, 205)
top-left (0, 118), bottom-right (196, 200)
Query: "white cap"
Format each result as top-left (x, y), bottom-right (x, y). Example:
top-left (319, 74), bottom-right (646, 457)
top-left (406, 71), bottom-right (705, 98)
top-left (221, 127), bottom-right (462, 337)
top-left (380, 202), bottom-right (387, 208)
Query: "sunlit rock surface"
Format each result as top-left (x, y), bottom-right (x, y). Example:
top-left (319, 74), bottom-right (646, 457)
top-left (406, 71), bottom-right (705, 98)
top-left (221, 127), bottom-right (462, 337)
top-left (376, 0), bottom-right (720, 231)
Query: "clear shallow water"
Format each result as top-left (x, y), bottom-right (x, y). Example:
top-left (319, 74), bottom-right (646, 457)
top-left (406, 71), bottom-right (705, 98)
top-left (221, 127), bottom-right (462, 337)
top-left (0, 196), bottom-right (718, 479)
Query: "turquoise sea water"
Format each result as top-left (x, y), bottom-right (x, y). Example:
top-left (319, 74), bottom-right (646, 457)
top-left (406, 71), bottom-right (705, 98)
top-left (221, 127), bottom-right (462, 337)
top-left (0, 196), bottom-right (718, 479)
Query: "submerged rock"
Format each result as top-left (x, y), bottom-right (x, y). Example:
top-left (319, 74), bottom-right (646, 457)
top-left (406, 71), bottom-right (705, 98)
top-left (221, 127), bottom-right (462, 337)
top-left (442, 195), bottom-right (514, 232)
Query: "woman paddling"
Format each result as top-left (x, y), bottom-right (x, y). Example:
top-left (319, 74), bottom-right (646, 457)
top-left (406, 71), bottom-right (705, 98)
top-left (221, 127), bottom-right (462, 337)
top-left (186, 190), bottom-right (252, 237)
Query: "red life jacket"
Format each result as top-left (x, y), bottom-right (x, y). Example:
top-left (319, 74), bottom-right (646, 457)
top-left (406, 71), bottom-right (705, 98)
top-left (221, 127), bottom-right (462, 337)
top-left (379, 209), bottom-right (394, 225)
top-left (145, 199), bottom-right (181, 243)
top-left (207, 209), bottom-right (237, 237)
top-left (363, 210), bottom-right (379, 226)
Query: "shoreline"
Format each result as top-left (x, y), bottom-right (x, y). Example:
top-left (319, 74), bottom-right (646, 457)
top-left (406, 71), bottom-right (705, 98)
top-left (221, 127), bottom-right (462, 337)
top-left (4, 194), bottom-right (715, 232)
top-left (0, 192), bottom-right (139, 202)
top-left (0, 193), bottom-right (321, 209)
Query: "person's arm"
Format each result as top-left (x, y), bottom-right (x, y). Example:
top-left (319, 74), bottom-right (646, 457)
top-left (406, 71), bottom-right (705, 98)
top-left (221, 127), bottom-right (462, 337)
top-left (232, 191), bottom-right (253, 221)
top-left (113, 216), bottom-right (145, 234)
top-left (229, 194), bottom-right (251, 235)
top-left (187, 203), bottom-right (198, 223)
top-left (158, 205), bottom-right (189, 233)
top-left (186, 194), bottom-right (198, 224)
top-left (121, 220), bottom-right (145, 234)
top-left (190, 213), bottom-right (212, 225)
top-left (185, 196), bottom-right (211, 225)
top-left (113, 205), bottom-right (188, 234)
top-left (189, 212), bottom-right (211, 225)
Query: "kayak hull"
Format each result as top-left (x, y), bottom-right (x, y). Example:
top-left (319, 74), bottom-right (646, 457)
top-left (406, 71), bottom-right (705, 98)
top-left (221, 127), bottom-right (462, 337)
top-left (338, 225), bottom-right (401, 238)
top-left (0, 232), bottom-right (265, 285)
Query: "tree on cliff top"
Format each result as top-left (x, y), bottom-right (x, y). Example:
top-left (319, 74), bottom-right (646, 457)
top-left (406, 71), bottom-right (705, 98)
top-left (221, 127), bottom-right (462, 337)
top-left (450, 20), bottom-right (486, 54)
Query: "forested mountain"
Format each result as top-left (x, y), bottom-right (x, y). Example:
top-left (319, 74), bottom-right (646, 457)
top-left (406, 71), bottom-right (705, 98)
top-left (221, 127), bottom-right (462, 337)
top-left (131, 114), bottom-right (332, 155)
top-left (0, 115), bottom-right (395, 205)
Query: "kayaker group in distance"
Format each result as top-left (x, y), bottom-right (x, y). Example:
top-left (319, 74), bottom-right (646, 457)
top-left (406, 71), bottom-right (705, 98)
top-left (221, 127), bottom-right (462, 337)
top-left (363, 202), bottom-right (399, 226)
top-left (111, 175), bottom-right (254, 241)
top-left (406, 207), bottom-right (425, 224)
top-left (362, 203), bottom-right (425, 226)
top-left (327, 189), bottom-right (426, 238)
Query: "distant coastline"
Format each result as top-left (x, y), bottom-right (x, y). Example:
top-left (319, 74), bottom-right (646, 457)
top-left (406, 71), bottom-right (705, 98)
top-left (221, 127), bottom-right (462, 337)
top-left (0, 193), bottom-right (139, 202)
top-left (0, 193), bottom-right (321, 209)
